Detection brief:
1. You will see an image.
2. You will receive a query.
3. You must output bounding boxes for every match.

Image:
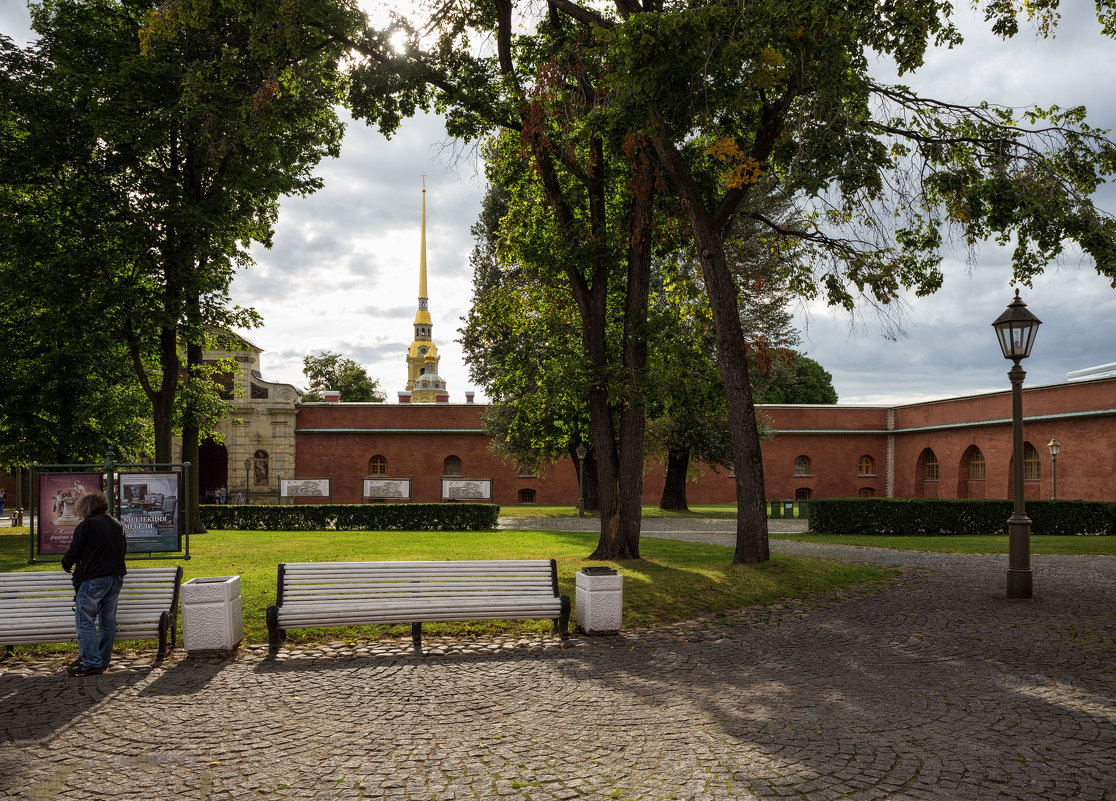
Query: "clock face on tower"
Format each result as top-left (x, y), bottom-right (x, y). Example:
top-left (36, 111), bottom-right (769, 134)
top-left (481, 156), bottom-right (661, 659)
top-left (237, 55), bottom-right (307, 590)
top-left (419, 347), bottom-right (428, 356)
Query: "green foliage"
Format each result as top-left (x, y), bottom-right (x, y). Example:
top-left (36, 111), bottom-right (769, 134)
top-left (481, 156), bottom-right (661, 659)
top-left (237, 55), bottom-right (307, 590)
top-left (460, 183), bottom-right (590, 470)
top-left (977, 0), bottom-right (1116, 39)
top-left (0, 34), bottom-right (152, 467)
top-left (199, 503), bottom-right (501, 532)
top-left (811, 498), bottom-right (1116, 536)
top-left (4, 0), bottom-right (351, 462)
top-left (585, 0), bottom-right (1116, 304)
top-left (302, 351), bottom-right (386, 402)
top-left (752, 354), bottom-right (838, 405)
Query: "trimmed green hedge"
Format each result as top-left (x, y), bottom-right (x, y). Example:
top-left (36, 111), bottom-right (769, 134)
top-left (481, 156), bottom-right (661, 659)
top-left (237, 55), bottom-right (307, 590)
top-left (199, 503), bottom-right (501, 532)
top-left (810, 498), bottom-right (1116, 536)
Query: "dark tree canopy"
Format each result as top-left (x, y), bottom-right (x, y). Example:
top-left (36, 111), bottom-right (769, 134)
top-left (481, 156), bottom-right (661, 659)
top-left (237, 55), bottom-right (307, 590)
top-left (1, 0), bottom-right (353, 486)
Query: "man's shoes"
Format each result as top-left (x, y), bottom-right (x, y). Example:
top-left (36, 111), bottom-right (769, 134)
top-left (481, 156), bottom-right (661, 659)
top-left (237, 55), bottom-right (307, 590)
top-left (67, 662), bottom-right (104, 677)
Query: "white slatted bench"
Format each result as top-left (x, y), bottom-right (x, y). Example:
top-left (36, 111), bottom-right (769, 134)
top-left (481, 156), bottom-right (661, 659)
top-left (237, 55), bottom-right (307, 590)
top-left (266, 559), bottom-right (571, 652)
top-left (0, 567), bottom-right (182, 661)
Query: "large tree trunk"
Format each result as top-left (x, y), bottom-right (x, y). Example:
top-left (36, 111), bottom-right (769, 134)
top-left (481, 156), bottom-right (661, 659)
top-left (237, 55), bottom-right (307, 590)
top-left (653, 137), bottom-right (769, 563)
top-left (710, 300), bottom-right (770, 564)
top-left (141, 276), bottom-right (182, 466)
top-left (660, 447), bottom-right (690, 511)
top-left (150, 348), bottom-right (178, 466)
top-left (613, 142), bottom-right (656, 559)
top-left (182, 331), bottom-right (207, 534)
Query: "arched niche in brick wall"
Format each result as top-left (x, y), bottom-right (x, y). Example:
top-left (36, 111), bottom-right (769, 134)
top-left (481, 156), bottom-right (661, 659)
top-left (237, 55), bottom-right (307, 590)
top-left (915, 448), bottom-right (938, 498)
top-left (958, 445), bottom-right (986, 499)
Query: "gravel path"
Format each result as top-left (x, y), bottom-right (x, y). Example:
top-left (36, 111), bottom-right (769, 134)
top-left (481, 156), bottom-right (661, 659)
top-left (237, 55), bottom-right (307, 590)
top-left (2, 520), bottom-right (1113, 800)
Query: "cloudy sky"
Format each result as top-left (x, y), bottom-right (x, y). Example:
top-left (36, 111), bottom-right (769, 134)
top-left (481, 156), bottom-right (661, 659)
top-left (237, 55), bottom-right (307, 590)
top-left (4, 1), bottom-right (1115, 405)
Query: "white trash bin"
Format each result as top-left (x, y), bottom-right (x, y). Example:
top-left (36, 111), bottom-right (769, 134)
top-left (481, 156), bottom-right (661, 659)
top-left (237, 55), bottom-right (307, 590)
top-left (181, 575), bottom-right (243, 653)
top-left (575, 566), bottom-right (623, 635)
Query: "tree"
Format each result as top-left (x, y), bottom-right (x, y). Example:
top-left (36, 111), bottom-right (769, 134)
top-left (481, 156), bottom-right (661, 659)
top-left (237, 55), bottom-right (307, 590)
top-left (325, 0), bottom-right (1116, 562)
top-left (12, 0), bottom-right (353, 454)
top-left (752, 355), bottom-right (838, 406)
top-left (573, 0), bottom-right (1115, 562)
top-left (0, 34), bottom-right (151, 469)
top-left (648, 183), bottom-right (807, 510)
top-left (351, 43), bottom-right (662, 560)
top-left (460, 184), bottom-right (601, 511)
top-left (9, 0), bottom-right (355, 528)
top-left (302, 352), bottom-right (386, 402)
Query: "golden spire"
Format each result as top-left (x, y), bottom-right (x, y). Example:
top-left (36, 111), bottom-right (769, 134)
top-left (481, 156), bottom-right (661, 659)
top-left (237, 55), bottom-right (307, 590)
top-left (416, 175), bottom-right (429, 321)
top-left (406, 177), bottom-right (439, 396)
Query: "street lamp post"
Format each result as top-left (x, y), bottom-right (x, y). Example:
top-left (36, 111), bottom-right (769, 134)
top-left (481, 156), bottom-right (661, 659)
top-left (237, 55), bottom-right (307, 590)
top-left (1047, 437), bottom-right (1061, 500)
top-left (576, 443), bottom-right (588, 518)
top-left (992, 290), bottom-right (1042, 599)
top-left (244, 458), bottom-right (253, 505)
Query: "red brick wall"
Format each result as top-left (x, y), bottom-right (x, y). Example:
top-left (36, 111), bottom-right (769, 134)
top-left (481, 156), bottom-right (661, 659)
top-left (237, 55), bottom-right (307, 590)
top-left (762, 377), bottom-right (1115, 502)
top-left (294, 403), bottom-right (738, 506)
top-left (291, 376), bottom-right (1115, 506)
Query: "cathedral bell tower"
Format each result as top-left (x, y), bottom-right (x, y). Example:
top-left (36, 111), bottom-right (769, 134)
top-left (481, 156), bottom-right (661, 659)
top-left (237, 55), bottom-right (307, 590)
top-left (403, 178), bottom-right (447, 403)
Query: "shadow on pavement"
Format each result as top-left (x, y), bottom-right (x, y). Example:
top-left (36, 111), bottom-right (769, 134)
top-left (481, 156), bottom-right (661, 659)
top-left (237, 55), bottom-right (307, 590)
top-left (0, 669), bottom-right (147, 742)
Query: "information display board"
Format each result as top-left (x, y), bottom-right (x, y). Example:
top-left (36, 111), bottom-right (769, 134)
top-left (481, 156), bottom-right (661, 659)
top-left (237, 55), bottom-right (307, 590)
top-left (118, 472), bottom-right (182, 553)
top-left (361, 477), bottom-right (411, 501)
top-left (37, 472), bottom-right (102, 555)
top-left (440, 478), bottom-right (493, 501)
top-left (280, 478), bottom-right (332, 498)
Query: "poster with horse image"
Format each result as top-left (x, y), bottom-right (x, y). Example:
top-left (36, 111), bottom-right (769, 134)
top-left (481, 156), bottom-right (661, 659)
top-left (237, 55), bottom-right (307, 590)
top-left (37, 473), bottom-right (102, 556)
top-left (117, 472), bottom-right (181, 553)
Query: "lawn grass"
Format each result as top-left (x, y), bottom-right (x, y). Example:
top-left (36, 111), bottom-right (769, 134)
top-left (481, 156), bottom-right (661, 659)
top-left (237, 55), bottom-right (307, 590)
top-left (773, 531), bottom-right (1116, 555)
top-left (500, 504), bottom-right (740, 519)
top-left (0, 525), bottom-right (887, 650)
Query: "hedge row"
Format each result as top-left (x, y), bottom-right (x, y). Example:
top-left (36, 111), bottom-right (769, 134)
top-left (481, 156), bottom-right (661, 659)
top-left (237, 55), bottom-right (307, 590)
top-left (199, 503), bottom-right (501, 532)
top-left (809, 498), bottom-right (1116, 536)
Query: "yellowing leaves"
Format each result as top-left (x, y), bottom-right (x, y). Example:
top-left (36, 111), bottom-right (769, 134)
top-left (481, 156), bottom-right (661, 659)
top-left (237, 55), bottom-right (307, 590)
top-left (758, 48), bottom-right (784, 68)
top-left (705, 137), bottom-right (765, 189)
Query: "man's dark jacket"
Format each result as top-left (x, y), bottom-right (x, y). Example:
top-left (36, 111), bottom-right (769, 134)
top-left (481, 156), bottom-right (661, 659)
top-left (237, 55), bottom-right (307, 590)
top-left (62, 513), bottom-right (127, 589)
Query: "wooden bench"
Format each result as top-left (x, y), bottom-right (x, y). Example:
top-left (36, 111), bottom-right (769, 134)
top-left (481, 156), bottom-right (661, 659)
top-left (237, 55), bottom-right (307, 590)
top-left (266, 559), bottom-right (571, 652)
top-left (0, 567), bottom-right (183, 661)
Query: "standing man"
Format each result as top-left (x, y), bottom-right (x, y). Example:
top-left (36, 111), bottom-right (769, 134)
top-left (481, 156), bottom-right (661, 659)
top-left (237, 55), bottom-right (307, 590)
top-left (62, 492), bottom-right (127, 676)
top-left (0, 488), bottom-right (6, 516)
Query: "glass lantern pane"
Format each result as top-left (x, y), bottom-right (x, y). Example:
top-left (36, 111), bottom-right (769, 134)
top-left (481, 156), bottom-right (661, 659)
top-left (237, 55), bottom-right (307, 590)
top-left (997, 327), bottom-right (1015, 357)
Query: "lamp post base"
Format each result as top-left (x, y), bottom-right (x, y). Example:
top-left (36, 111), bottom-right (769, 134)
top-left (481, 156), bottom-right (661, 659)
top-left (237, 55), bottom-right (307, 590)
top-left (1006, 568), bottom-right (1033, 599)
top-left (1006, 513), bottom-right (1033, 599)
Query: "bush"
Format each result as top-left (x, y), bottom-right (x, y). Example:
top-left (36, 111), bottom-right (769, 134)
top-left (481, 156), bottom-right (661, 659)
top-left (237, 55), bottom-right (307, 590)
top-left (810, 498), bottom-right (1116, 536)
top-left (199, 503), bottom-right (500, 532)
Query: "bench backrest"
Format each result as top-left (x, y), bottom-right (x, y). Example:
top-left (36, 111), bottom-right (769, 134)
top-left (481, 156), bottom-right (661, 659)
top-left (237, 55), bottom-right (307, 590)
top-left (0, 567), bottom-right (182, 644)
top-left (278, 559), bottom-right (560, 606)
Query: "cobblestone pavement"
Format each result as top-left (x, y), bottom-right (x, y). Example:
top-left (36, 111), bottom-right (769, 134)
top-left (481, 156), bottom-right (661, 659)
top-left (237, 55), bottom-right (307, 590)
top-left (1, 523), bottom-right (1114, 800)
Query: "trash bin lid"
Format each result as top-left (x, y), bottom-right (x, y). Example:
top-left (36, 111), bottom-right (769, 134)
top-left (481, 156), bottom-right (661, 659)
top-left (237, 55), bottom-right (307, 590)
top-left (580, 566), bottom-right (618, 576)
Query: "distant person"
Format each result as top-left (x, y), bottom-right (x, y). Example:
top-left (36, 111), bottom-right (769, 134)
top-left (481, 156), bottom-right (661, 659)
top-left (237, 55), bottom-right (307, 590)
top-left (0, 488), bottom-right (6, 516)
top-left (62, 492), bottom-right (127, 677)
top-left (218, 486), bottom-right (227, 504)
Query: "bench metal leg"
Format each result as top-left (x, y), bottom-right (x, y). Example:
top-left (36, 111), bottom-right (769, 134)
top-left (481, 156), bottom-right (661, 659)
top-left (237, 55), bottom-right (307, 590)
top-left (411, 622), bottom-right (422, 652)
top-left (557, 595), bottom-right (571, 639)
top-left (266, 605), bottom-right (282, 652)
top-left (155, 611), bottom-right (170, 661)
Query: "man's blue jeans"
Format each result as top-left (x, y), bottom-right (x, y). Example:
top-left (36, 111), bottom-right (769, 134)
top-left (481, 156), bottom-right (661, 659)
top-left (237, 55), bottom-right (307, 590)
top-left (74, 576), bottom-right (124, 669)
